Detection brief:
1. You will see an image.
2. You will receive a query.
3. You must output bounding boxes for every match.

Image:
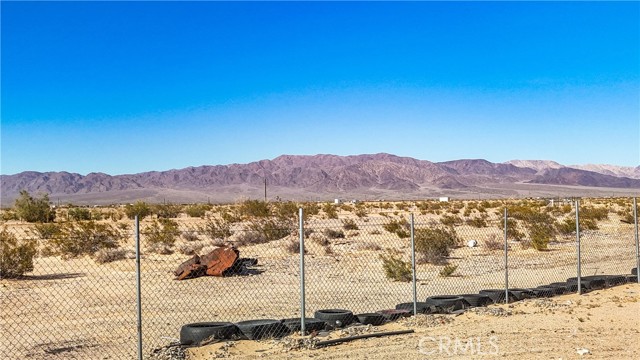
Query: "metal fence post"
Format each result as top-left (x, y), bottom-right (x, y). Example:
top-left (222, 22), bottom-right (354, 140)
top-left (410, 213), bottom-right (417, 316)
top-left (135, 215), bottom-right (142, 360)
top-left (634, 198), bottom-right (639, 284)
top-left (299, 208), bottom-right (306, 334)
top-left (504, 208), bottom-right (509, 304)
top-left (576, 200), bottom-right (582, 294)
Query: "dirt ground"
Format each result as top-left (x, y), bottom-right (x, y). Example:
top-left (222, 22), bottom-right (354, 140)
top-left (187, 283), bottom-right (640, 360)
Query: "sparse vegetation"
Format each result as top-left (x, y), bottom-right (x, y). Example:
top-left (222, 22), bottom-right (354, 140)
top-left (383, 218), bottom-right (410, 238)
top-left (125, 201), bottom-right (152, 220)
top-left (144, 219), bottom-right (180, 254)
top-left (0, 227), bottom-right (37, 278)
top-left (50, 221), bottom-right (124, 259)
top-left (342, 218), bottom-right (359, 230)
top-left (380, 252), bottom-right (412, 282)
top-left (185, 204), bottom-right (211, 218)
top-left (439, 264), bottom-right (458, 277)
top-left (323, 229), bottom-right (345, 239)
top-left (414, 226), bottom-right (460, 264)
top-left (14, 190), bottom-right (56, 223)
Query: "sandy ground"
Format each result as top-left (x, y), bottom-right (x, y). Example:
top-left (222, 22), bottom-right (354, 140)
top-left (1, 201), bottom-right (638, 359)
top-left (187, 283), bottom-right (640, 360)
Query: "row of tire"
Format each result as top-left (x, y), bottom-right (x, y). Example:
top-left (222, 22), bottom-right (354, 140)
top-left (180, 269), bottom-right (638, 346)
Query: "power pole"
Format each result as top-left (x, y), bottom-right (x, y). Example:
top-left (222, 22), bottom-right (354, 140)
top-left (264, 178), bottom-right (267, 202)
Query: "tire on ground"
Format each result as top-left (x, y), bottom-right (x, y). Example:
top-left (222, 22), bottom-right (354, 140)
top-left (376, 309), bottom-right (411, 321)
top-left (531, 287), bottom-right (555, 298)
top-left (313, 309), bottom-right (355, 328)
top-left (567, 276), bottom-right (606, 290)
top-left (355, 313), bottom-right (386, 326)
top-left (456, 294), bottom-right (492, 307)
top-left (280, 318), bottom-right (326, 334)
top-left (235, 319), bottom-right (290, 340)
top-left (478, 290), bottom-right (518, 303)
top-left (395, 302), bottom-right (432, 313)
top-left (180, 322), bottom-right (240, 345)
top-left (509, 288), bottom-right (536, 300)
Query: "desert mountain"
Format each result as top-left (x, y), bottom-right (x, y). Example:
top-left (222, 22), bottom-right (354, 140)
top-left (1, 154), bottom-right (638, 205)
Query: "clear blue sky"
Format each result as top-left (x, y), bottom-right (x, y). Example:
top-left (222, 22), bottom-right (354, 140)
top-left (1, 1), bottom-right (639, 175)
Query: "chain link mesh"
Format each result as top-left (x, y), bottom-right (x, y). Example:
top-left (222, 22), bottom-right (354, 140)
top-left (1, 198), bottom-right (638, 358)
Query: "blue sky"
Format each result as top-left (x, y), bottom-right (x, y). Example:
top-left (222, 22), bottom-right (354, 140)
top-left (1, 1), bottom-right (639, 175)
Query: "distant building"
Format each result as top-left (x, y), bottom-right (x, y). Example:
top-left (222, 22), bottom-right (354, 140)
top-left (334, 199), bottom-right (342, 204)
top-left (439, 197), bottom-right (450, 202)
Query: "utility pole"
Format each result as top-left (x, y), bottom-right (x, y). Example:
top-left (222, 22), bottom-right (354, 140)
top-left (264, 178), bottom-right (267, 202)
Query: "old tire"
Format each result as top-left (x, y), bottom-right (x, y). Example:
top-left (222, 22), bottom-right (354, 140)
top-left (626, 274), bottom-right (639, 283)
top-left (236, 319), bottom-right (290, 340)
top-left (425, 295), bottom-right (469, 310)
top-left (376, 309), bottom-right (411, 321)
top-left (314, 309), bottom-right (354, 328)
top-left (632, 267), bottom-right (638, 276)
top-left (531, 287), bottom-right (556, 298)
top-left (356, 313), bottom-right (386, 326)
top-left (395, 302), bottom-right (432, 314)
top-left (548, 282), bottom-right (578, 293)
top-left (509, 288), bottom-right (536, 300)
top-left (280, 318), bottom-right (326, 334)
top-left (567, 276), bottom-right (606, 290)
top-left (479, 290), bottom-right (518, 303)
top-left (457, 294), bottom-right (492, 307)
top-left (180, 322), bottom-right (240, 345)
top-left (601, 275), bottom-right (627, 287)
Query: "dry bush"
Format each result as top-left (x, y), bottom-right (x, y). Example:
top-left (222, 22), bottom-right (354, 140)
top-left (439, 264), bottom-right (458, 277)
top-left (383, 218), bottom-right (410, 238)
top-left (310, 233), bottom-right (330, 246)
top-left (369, 229), bottom-right (382, 235)
top-left (323, 229), bottom-right (345, 239)
top-left (466, 216), bottom-right (488, 228)
top-left (342, 218), bottom-right (359, 230)
top-left (322, 203), bottom-right (338, 219)
top-left (177, 240), bottom-right (210, 255)
top-left (285, 239), bottom-right (306, 254)
top-left (182, 231), bottom-right (200, 242)
top-left (185, 204), bottom-right (211, 218)
top-left (144, 219), bottom-right (180, 254)
top-left (201, 217), bottom-right (233, 240)
top-left (380, 252), bottom-right (412, 282)
top-left (50, 221), bottom-right (124, 259)
top-left (440, 214), bottom-right (462, 227)
top-left (33, 223), bottom-right (62, 239)
top-left (414, 226), bottom-right (459, 264)
top-left (93, 248), bottom-right (128, 264)
top-left (484, 234), bottom-right (503, 251)
top-left (247, 218), bottom-right (295, 242)
top-left (0, 227), bottom-right (37, 278)
top-left (239, 200), bottom-right (271, 218)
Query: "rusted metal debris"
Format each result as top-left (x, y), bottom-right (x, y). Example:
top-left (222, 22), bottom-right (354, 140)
top-left (174, 247), bottom-right (258, 280)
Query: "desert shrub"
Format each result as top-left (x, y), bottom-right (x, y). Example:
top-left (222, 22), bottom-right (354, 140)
top-left (354, 207), bottom-right (368, 218)
top-left (125, 201), bottom-right (152, 220)
top-left (342, 218), bottom-right (359, 230)
top-left (556, 218), bottom-right (598, 234)
top-left (33, 223), bottom-right (63, 239)
top-left (302, 202), bottom-right (320, 217)
top-left (185, 204), bottom-right (211, 218)
top-left (220, 208), bottom-right (242, 223)
top-left (440, 214), bottom-right (462, 227)
top-left (154, 203), bottom-right (182, 219)
top-left (340, 204), bottom-right (354, 213)
top-left (182, 231), bottom-right (199, 242)
top-left (310, 233), bottom-right (330, 246)
top-left (93, 248), bottom-right (128, 264)
top-left (0, 227), bottom-right (37, 278)
top-left (414, 227), bottom-right (459, 264)
top-left (177, 241), bottom-right (208, 256)
top-left (240, 218), bottom-right (294, 244)
top-left (620, 211), bottom-right (635, 224)
top-left (14, 190), bottom-right (55, 223)
top-left (484, 234), bottom-right (503, 251)
top-left (51, 221), bottom-right (123, 258)
top-left (466, 216), bottom-right (487, 228)
top-left (91, 209), bottom-right (104, 220)
top-left (68, 207), bottom-right (92, 221)
top-left (580, 206), bottom-right (609, 222)
top-left (239, 200), bottom-right (271, 218)
top-left (1, 210), bottom-right (18, 221)
top-left (144, 219), bottom-right (180, 254)
top-left (109, 210), bottom-right (124, 221)
top-left (383, 218), bottom-right (410, 238)
top-left (439, 264), bottom-right (458, 277)
top-left (273, 201), bottom-right (299, 220)
top-left (323, 229), bottom-right (345, 239)
top-left (285, 239), bottom-right (306, 254)
top-left (369, 229), bottom-right (382, 235)
top-left (379, 253), bottom-right (412, 282)
top-left (322, 203), bottom-right (338, 219)
top-left (528, 223), bottom-right (552, 251)
top-left (498, 218), bottom-right (524, 240)
top-left (201, 217), bottom-right (233, 240)
top-left (358, 242), bottom-right (381, 251)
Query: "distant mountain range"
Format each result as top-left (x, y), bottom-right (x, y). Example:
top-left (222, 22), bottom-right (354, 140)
top-left (1, 154), bottom-right (639, 205)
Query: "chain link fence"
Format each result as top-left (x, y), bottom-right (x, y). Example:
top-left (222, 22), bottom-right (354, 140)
top-left (1, 198), bottom-right (639, 359)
